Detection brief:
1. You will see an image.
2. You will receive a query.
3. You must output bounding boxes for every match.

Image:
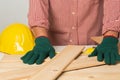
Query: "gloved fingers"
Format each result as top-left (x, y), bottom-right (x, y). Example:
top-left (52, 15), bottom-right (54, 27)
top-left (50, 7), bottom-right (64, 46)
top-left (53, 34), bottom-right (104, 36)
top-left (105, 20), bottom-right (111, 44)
top-left (36, 53), bottom-right (48, 64)
top-left (22, 51), bottom-right (34, 63)
top-left (114, 52), bottom-right (120, 61)
top-left (104, 52), bottom-right (110, 65)
top-left (49, 48), bottom-right (55, 58)
top-left (97, 51), bottom-right (104, 62)
top-left (116, 56), bottom-right (120, 61)
top-left (21, 51), bottom-right (32, 60)
top-left (27, 54), bottom-right (39, 65)
top-left (110, 52), bottom-right (116, 65)
top-left (88, 48), bottom-right (98, 57)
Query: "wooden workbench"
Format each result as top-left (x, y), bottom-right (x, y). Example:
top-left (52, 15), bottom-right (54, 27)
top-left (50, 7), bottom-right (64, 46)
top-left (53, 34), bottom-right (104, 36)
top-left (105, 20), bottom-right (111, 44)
top-left (0, 46), bottom-right (120, 80)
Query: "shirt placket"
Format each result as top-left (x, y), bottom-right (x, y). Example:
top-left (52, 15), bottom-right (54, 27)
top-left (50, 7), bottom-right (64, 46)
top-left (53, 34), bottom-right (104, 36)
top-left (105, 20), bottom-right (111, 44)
top-left (69, 0), bottom-right (78, 45)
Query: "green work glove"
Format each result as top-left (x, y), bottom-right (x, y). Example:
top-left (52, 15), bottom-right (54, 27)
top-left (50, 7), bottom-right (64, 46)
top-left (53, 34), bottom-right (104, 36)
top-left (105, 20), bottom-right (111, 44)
top-left (88, 36), bottom-right (120, 65)
top-left (21, 36), bottom-right (55, 64)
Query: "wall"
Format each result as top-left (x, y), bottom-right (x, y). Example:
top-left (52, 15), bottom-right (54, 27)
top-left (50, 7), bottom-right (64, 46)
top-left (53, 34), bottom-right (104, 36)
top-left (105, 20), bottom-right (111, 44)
top-left (0, 0), bottom-right (29, 32)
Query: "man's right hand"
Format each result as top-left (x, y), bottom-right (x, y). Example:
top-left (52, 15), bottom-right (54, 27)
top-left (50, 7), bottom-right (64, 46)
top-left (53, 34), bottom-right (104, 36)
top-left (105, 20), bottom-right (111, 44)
top-left (21, 36), bottom-right (55, 65)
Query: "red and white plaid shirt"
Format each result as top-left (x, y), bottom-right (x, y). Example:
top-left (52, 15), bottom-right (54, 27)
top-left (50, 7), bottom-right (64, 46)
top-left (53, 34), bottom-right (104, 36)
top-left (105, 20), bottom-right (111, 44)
top-left (28, 0), bottom-right (120, 45)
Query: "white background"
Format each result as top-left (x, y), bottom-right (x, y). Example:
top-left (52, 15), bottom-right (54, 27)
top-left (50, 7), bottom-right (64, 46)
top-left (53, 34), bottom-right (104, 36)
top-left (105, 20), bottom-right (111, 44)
top-left (0, 0), bottom-right (29, 32)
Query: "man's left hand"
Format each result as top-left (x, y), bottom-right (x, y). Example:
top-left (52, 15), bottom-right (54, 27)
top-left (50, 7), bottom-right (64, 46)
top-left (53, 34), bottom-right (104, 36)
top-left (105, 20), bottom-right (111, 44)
top-left (88, 36), bottom-right (120, 65)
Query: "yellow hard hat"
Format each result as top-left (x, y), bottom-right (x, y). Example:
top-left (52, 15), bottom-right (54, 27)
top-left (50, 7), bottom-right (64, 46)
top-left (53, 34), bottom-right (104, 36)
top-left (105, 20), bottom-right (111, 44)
top-left (0, 23), bottom-right (35, 55)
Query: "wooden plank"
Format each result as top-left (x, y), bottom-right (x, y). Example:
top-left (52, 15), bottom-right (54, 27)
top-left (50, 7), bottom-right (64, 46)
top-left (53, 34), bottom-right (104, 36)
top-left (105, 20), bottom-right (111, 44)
top-left (29, 45), bottom-right (84, 80)
top-left (0, 55), bottom-right (50, 67)
top-left (0, 62), bottom-right (49, 80)
top-left (58, 63), bottom-right (120, 80)
top-left (0, 54), bottom-right (45, 73)
top-left (91, 36), bottom-right (103, 44)
top-left (64, 55), bottom-right (105, 71)
top-left (2, 54), bottom-right (22, 62)
top-left (0, 53), bottom-right (50, 63)
top-left (0, 61), bottom-right (39, 68)
top-left (0, 54), bottom-right (51, 80)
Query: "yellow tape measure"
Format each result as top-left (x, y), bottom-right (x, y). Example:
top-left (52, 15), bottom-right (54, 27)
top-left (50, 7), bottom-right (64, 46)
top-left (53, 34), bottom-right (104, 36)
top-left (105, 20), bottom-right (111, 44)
top-left (83, 47), bottom-right (95, 55)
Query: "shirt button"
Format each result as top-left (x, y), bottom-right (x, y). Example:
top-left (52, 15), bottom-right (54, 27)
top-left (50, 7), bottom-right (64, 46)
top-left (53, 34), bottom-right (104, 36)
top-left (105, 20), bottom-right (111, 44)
top-left (72, 12), bottom-right (75, 15)
top-left (115, 19), bottom-right (119, 21)
top-left (69, 39), bottom-right (73, 42)
top-left (72, 26), bottom-right (75, 29)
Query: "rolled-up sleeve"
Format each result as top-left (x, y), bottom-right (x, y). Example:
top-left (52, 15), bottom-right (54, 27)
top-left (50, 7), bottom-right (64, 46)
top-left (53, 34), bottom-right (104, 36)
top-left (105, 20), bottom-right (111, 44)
top-left (28, 0), bottom-right (49, 29)
top-left (102, 0), bottom-right (120, 34)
